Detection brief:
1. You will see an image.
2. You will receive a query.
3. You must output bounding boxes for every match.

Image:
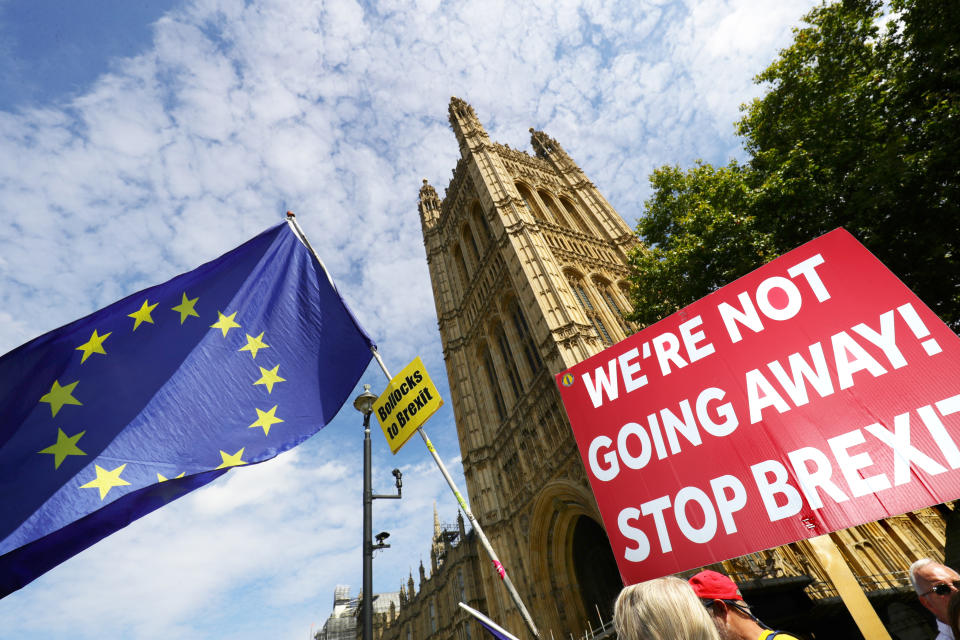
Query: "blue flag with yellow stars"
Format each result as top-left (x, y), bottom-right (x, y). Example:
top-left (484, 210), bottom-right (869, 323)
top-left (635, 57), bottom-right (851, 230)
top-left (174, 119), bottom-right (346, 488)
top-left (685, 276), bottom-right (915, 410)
top-left (0, 222), bottom-right (374, 597)
top-left (458, 603), bottom-right (522, 640)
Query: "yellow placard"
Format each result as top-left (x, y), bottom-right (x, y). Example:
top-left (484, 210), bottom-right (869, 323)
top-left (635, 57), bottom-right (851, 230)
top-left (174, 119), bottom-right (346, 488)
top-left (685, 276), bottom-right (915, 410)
top-left (373, 356), bottom-right (444, 454)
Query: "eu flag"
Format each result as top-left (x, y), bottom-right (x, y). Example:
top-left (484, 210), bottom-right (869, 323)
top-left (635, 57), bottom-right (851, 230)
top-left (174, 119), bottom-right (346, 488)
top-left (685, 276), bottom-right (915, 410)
top-left (0, 222), bottom-right (374, 597)
top-left (458, 603), bottom-right (522, 640)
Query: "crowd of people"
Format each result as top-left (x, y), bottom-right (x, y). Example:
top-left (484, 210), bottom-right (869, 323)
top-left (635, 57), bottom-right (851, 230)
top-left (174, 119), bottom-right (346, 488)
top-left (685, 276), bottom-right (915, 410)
top-left (611, 558), bottom-right (960, 640)
top-left (613, 570), bottom-right (799, 640)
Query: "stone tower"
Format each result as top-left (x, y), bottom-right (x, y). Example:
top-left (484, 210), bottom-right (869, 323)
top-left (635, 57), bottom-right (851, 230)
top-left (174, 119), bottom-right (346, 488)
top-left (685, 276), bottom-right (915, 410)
top-left (416, 98), bottom-right (955, 640)
top-left (418, 97), bottom-right (636, 637)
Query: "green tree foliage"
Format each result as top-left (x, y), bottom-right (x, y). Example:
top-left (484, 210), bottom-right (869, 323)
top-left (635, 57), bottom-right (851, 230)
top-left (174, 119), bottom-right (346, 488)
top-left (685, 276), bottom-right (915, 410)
top-left (628, 162), bottom-right (777, 324)
top-left (628, 0), bottom-right (960, 329)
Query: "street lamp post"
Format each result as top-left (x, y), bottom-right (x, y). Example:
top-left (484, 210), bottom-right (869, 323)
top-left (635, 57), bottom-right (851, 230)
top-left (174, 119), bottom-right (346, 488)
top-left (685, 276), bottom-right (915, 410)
top-left (354, 384), bottom-right (402, 640)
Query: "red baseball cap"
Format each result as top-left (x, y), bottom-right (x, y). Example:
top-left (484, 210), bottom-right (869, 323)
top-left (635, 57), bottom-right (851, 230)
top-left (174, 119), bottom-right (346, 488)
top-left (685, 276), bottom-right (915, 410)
top-left (689, 570), bottom-right (742, 600)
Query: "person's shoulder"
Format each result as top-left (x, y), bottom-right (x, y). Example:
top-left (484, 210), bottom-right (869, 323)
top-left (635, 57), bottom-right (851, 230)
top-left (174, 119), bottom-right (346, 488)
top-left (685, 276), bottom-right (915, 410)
top-left (760, 632), bottom-right (803, 640)
top-left (934, 628), bottom-right (954, 640)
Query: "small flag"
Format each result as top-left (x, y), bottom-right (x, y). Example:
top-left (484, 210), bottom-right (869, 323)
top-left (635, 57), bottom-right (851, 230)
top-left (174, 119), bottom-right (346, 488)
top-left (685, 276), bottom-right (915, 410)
top-left (458, 602), bottom-right (522, 640)
top-left (0, 222), bottom-right (374, 597)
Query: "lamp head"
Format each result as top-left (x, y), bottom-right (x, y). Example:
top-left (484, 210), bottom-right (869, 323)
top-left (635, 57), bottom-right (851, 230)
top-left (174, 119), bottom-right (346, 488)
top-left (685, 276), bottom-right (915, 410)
top-left (353, 384), bottom-right (377, 415)
top-left (375, 531), bottom-right (390, 544)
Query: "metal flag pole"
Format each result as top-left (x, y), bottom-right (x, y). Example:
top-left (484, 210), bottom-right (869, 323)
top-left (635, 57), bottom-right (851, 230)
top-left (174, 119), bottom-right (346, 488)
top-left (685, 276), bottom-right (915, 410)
top-left (285, 212), bottom-right (336, 289)
top-left (370, 346), bottom-right (541, 639)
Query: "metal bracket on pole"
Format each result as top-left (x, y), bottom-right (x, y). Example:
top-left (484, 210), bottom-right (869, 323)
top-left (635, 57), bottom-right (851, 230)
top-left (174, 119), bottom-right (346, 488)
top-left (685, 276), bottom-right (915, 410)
top-left (370, 346), bottom-right (541, 639)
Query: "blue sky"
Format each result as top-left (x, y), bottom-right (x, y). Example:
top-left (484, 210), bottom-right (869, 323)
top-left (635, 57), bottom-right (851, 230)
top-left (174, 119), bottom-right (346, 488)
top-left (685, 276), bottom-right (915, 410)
top-left (0, 0), bottom-right (817, 638)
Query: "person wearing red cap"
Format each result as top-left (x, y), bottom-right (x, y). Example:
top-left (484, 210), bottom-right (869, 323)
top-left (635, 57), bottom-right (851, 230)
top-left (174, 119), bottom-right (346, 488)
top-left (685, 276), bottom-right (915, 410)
top-left (688, 570), bottom-right (801, 640)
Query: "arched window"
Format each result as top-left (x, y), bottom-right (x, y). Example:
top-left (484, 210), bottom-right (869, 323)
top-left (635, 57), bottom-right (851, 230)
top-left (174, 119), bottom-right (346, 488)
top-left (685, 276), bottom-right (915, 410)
top-left (516, 183), bottom-right (549, 223)
top-left (509, 302), bottom-right (542, 375)
top-left (561, 197), bottom-right (591, 234)
top-left (462, 224), bottom-right (480, 266)
top-left (602, 284), bottom-right (624, 316)
top-left (472, 204), bottom-right (492, 245)
top-left (482, 344), bottom-right (507, 420)
top-left (453, 245), bottom-right (470, 293)
top-left (494, 323), bottom-right (523, 401)
top-left (538, 189), bottom-right (567, 228)
top-left (568, 272), bottom-right (614, 346)
top-left (595, 278), bottom-right (631, 336)
top-left (571, 278), bottom-right (593, 311)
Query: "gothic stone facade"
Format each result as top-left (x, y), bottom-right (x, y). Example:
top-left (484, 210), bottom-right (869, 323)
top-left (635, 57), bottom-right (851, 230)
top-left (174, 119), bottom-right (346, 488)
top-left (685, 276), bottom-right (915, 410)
top-left (381, 509), bottom-right (488, 640)
top-left (416, 98), bottom-right (634, 638)
top-left (411, 98), bottom-right (951, 639)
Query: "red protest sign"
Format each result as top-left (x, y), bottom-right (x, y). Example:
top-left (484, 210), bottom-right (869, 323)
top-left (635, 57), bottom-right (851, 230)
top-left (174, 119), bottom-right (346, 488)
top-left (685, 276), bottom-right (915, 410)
top-left (557, 229), bottom-right (960, 585)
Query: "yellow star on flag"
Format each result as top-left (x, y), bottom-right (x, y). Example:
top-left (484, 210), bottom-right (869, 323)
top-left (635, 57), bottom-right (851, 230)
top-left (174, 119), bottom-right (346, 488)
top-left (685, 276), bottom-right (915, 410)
top-left (75, 329), bottom-right (111, 363)
top-left (38, 428), bottom-right (87, 469)
top-left (249, 405), bottom-right (284, 436)
top-left (171, 293), bottom-right (200, 324)
top-left (39, 379), bottom-right (82, 417)
top-left (239, 332), bottom-right (270, 359)
top-left (253, 365), bottom-right (285, 393)
top-left (128, 299), bottom-right (158, 330)
top-left (79, 463), bottom-right (131, 500)
top-left (157, 471), bottom-right (186, 482)
top-left (216, 448), bottom-right (247, 469)
top-left (211, 311), bottom-right (241, 337)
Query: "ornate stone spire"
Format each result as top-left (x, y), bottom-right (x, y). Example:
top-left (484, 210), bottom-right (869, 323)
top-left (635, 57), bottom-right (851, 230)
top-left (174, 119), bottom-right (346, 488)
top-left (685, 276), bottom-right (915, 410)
top-left (530, 126), bottom-right (588, 185)
top-left (418, 178), bottom-right (442, 229)
top-left (448, 96), bottom-right (491, 154)
top-left (419, 178), bottom-right (440, 211)
top-left (431, 502), bottom-right (445, 573)
top-left (529, 128), bottom-right (566, 159)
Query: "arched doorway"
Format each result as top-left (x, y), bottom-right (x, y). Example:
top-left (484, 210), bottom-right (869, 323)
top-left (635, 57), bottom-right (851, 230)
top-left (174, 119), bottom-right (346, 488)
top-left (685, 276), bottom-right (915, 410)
top-left (571, 516), bottom-right (622, 624)
top-left (528, 480), bottom-right (622, 636)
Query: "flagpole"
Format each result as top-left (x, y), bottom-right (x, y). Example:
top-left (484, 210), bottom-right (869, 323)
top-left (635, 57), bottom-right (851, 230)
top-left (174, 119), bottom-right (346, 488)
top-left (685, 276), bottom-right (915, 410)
top-left (285, 212), bottom-right (337, 289)
top-left (370, 347), bottom-right (541, 639)
top-left (459, 602), bottom-right (523, 640)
